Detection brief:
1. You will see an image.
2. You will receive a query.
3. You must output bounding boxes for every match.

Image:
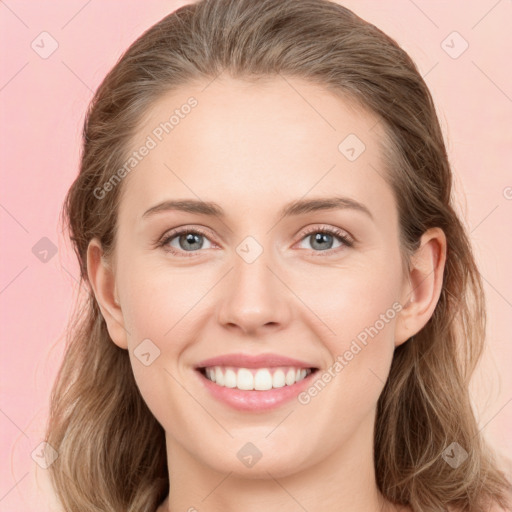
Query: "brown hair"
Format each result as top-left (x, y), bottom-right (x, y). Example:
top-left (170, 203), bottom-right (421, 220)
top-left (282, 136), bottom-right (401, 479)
top-left (44, 0), bottom-right (512, 510)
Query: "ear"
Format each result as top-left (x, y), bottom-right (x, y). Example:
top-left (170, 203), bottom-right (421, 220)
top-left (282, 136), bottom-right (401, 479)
top-left (394, 227), bottom-right (447, 347)
top-left (86, 238), bottom-right (128, 350)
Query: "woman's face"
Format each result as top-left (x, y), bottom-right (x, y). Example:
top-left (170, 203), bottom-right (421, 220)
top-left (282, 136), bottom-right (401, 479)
top-left (94, 75), bottom-right (417, 478)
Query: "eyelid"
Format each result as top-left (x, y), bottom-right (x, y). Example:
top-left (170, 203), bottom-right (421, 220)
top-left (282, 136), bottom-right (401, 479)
top-left (297, 224), bottom-right (354, 244)
top-left (156, 225), bottom-right (215, 249)
top-left (156, 223), bottom-right (355, 257)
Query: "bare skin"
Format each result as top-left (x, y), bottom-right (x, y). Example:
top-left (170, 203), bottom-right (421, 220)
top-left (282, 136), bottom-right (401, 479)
top-left (87, 75), bottom-right (445, 512)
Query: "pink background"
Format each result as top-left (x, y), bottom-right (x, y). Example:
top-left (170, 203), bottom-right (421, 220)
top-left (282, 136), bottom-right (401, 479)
top-left (1, 1), bottom-right (511, 510)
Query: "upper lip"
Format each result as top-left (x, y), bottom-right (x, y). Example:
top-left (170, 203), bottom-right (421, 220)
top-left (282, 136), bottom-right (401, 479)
top-left (195, 353), bottom-right (319, 370)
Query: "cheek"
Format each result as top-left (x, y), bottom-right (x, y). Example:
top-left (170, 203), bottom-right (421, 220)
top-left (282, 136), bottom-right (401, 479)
top-left (302, 260), bottom-right (401, 343)
top-left (120, 269), bottom-right (196, 427)
top-left (119, 260), bottom-right (206, 345)
top-left (306, 260), bottom-right (402, 399)
top-left (298, 273), bottom-right (400, 437)
top-left (118, 263), bottom-right (206, 405)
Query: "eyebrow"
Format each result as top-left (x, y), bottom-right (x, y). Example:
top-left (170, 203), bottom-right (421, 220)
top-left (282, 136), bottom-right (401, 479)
top-left (141, 196), bottom-right (374, 222)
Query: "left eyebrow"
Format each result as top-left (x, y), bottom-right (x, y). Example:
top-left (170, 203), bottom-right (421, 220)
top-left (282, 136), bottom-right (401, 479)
top-left (140, 196), bottom-right (374, 222)
top-left (280, 196), bottom-right (374, 221)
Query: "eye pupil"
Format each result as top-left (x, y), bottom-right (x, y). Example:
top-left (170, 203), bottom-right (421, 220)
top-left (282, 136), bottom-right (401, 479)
top-left (180, 233), bottom-right (203, 251)
top-left (311, 232), bottom-right (333, 251)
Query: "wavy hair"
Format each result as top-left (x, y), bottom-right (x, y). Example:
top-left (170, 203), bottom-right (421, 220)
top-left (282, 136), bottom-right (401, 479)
top-left (44, 0), bottom-right (512, 510)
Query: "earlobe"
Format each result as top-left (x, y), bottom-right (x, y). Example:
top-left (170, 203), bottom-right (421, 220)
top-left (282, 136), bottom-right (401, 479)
top-left (86, 238), bottom-right (128, 350)
top-left (394, 227), bottom-right (447, 347)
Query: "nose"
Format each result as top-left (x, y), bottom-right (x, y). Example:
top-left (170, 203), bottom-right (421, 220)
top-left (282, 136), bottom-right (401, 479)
top-left (216, 242), bottom-right (292, 336)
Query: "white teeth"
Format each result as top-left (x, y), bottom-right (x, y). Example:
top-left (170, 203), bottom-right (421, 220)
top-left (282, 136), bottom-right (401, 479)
top-left (215, 367), bottom-right (224, 386)
top-left (237, 368), bottom-right (254, 390)
top-left (285, 368), bottom-right (296, 386)
top-left (254, 369), bottom-right (272, 390)
top-left (224, 368), bottom-right (237, 388)
top-left (272, 370), bottom-right (286, 388)
top-left (202, 366), bottom-right (313, 390)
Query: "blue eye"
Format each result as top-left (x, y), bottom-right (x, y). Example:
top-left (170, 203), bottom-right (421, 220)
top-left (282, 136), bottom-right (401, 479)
top-left (157, 225), bottom-right (354, 258)
top-left (297, 226), bottom-right (354, 254)
top-left (158, 228), bottom-right (213, 257)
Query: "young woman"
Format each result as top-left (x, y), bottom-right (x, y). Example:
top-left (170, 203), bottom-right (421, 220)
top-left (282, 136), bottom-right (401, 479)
top-left (44, 0), bottom-right (512, 510)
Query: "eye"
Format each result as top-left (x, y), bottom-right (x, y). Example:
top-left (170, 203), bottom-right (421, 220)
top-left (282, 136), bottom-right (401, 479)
top-left (156, 224), bottom-right (354, 258)
top-left (296, 225), bottom-right (354, 255)
top-left (157, 227), bottom-right (214, 257)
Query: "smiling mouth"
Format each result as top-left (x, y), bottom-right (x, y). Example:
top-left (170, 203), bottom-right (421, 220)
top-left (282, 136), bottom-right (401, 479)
top-left (196, 366), bottom-right (319, 391)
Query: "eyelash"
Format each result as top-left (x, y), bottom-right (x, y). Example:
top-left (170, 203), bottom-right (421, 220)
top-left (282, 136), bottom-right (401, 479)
top-left (156, 225), bottom-right (354, 258)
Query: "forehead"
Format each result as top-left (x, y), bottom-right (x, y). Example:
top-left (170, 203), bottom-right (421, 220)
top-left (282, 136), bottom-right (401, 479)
top-left (118, 75), bottom-right (394, 225)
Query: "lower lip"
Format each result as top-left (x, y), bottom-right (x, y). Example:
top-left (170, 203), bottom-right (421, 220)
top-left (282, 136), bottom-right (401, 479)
top-left (195, 369), bottom-right (318, 411)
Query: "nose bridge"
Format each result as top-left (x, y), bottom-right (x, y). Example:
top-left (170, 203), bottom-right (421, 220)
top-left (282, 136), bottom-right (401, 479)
top-left (216, 234), bottom-right (291, 333)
